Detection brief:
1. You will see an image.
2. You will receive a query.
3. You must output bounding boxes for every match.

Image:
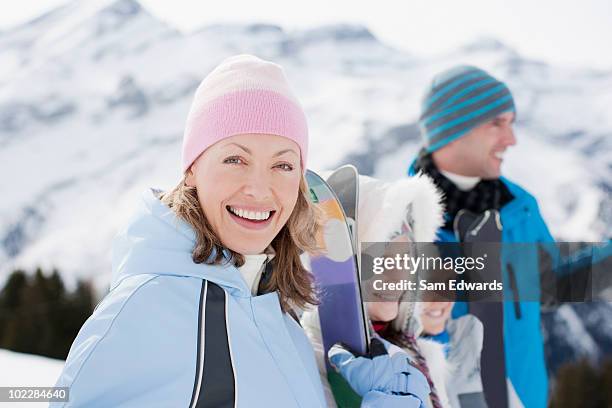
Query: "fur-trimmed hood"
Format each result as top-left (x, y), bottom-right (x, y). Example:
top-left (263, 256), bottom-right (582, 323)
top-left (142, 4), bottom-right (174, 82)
top-left (357, 173), bottom-right (444, 244)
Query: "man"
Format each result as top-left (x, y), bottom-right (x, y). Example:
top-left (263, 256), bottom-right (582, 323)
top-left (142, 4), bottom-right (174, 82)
top-left (408, 65), bottom-right (554, 408)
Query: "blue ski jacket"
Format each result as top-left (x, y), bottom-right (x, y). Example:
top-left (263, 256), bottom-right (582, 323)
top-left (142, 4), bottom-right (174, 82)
top-left (51, 187), bottom-right (328, 407)
top-left (409, 164), bottom-right (554, 408)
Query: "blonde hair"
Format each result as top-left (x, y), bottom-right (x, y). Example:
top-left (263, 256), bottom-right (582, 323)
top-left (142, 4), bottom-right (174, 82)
top-left (159, 173), bottom-right (323, 312)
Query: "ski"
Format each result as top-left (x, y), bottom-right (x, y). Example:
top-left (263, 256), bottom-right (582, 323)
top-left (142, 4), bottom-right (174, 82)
top-left (305, 169), bottom-right (369, 368)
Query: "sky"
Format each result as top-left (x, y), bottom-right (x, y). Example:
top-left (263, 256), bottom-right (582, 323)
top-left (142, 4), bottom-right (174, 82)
top-left (1, 0), bottom-right (611, 70)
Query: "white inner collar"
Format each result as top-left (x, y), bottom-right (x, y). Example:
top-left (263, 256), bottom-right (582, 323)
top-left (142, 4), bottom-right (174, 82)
top-left (440, 169), bottom-right (481, 191)
top-left (237, 246), bottom-right (275, 295)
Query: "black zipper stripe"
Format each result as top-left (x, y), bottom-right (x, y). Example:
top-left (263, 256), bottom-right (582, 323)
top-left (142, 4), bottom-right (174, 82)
top-left (507, 264), bottom-right (522, 319)
top-left (195, 282), bottom-right (236, 408)
top-left (189, 280), bottom-right (207, 408)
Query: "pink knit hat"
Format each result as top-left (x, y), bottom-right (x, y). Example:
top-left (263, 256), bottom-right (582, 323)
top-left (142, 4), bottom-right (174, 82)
top-left (181, 55), bottom-right (308, 173)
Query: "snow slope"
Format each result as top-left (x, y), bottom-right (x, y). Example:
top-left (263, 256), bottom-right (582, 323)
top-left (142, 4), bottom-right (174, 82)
top-left (0, 349), bottom-right (63, 407)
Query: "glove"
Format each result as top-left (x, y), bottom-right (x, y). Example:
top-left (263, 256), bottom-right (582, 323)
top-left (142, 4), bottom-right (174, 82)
top-left (328, 337), bottom-right (430, 408)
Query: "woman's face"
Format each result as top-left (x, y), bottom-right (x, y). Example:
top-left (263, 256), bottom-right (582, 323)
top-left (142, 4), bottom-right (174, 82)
top-left (420, 301), bottom-right (454, 335)
top-left (186, 133), bottom-right (302, 255)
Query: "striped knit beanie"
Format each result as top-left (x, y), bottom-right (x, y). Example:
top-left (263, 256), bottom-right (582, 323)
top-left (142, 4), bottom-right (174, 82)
top-left (182, 54), bottom-right (308, 173)
top-left (419, 65), bottom-right (515, 153)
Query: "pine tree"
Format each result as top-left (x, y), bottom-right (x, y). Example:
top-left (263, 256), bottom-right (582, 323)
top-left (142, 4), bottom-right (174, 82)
top-left (0, 269), bottom-right (27, 348)
top-left (0, 267), bottom-right (95, 359)
top-left (45, 269), bottom-right (67, 358)
top-left (11, 268), bottom-right (49, 355)
top-left (58, 279), bottom-right (94, 359)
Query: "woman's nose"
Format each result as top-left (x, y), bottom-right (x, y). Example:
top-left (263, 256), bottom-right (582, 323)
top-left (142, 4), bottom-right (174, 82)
top-left (241, 167), bottom-right (273, 200)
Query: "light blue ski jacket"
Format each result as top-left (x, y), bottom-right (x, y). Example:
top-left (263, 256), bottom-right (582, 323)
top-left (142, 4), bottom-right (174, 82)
top-left (51, 187), bottom-right (328, 407)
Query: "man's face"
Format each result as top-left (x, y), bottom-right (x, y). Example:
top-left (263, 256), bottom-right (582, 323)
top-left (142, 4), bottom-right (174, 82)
top-left (433, 111), bottom-right (517, 179)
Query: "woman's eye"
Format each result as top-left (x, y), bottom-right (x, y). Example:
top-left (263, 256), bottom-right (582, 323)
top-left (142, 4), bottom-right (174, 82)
top-left (224, 156), bottom-right (244, 165)
top-left (275, 163), bottom-right (294, 171)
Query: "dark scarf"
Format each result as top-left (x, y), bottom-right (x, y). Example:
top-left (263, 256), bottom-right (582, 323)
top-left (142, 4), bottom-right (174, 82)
top-left (414, 150), bottom-right (514, 231)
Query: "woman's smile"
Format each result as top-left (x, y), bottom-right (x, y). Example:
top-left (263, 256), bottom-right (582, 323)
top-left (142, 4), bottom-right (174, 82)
top-left (226, 204), bottom-right (278, 230)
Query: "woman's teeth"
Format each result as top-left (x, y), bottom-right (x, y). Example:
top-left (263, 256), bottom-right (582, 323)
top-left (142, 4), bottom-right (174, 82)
top-left (425, 309), bottom-right (444, 318)
top-left (494, 151), bottom-right (505, 159)
top-left (228, 206), bottom-right (272, 221)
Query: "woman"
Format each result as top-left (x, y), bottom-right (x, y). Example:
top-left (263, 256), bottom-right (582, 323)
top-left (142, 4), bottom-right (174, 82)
top-left (51, 55), bottom-right (428, 407)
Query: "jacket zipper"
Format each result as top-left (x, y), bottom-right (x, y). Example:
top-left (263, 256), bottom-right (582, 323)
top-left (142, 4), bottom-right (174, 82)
top-left (507, 264), bottom-right (522, 319)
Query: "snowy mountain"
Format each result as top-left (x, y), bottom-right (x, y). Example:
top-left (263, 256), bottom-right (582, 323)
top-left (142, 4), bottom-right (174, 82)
top-left (0, 0), bottom-right (610, 376)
